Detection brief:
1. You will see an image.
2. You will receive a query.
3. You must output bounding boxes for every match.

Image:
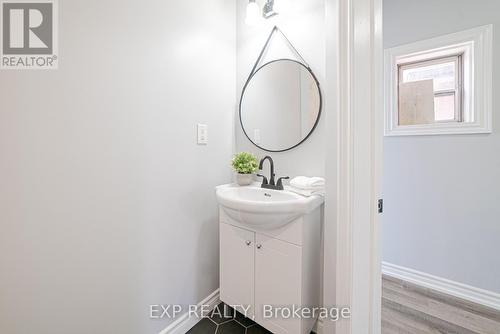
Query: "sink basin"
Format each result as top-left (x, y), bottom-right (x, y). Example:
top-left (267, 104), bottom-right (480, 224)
top-left (215, 184), bottom-right (324, 229)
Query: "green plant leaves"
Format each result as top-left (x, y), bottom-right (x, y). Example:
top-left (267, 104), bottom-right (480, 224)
top-left (231, 152), bottom-right (258, 174)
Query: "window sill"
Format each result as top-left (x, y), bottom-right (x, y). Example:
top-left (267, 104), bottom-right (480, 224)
top-left (385, 122), bottom-right (492, 137)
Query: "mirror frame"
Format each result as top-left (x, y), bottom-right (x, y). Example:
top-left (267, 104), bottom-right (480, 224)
top-left (239, 58), bottom-right (323, 153)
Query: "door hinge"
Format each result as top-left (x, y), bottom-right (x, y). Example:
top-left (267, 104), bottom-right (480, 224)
top-left (378, 199), bottom-right (383, 214)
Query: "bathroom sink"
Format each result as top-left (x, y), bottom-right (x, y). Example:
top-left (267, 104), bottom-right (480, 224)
top-left (215, 184), bottom-right (324, 229)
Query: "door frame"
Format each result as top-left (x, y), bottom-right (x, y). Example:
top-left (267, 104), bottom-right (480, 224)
top-left (323, 0), bottom-right (383, 333)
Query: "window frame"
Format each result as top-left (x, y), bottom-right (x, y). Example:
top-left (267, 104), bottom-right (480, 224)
top-left (398, 55), bottom-right (463, 123)
top-left (384, 25), bottom-right (492, 136)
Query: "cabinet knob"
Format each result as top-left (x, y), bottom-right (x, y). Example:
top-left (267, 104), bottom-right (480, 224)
top-left (256, 244), bottom-right (262, 249)
top-left (245, 240), bottom-right (252, 246)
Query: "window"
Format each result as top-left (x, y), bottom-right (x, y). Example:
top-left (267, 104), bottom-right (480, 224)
top-left (385, 25), bottom-right (492, 136)
top-left (399, 56), bottom-right (462, 124)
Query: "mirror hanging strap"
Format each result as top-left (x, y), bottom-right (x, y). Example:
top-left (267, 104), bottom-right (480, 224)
top-left (248, 26), bottom-right (311, 78)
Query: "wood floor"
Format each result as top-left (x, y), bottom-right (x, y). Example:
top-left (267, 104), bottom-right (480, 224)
top-left (382, 275), bottom-right (500, 334)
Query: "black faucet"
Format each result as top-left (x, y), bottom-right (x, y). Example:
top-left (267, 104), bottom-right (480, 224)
top-left (257, 156), bottom-right (289, 191)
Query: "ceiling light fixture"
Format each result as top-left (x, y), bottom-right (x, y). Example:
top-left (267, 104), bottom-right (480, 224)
top-left (245, 0), bottom-right (280, 26)
top-left (262, 0), bottom-right (278, 19)
top-left (245, 0), bottom-right (261, 26)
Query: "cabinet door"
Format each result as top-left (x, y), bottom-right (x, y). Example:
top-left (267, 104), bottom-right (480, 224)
top-left (255, 234), bottom-right (302, 334)
top-left (220, 223), bottom-right (255, 317)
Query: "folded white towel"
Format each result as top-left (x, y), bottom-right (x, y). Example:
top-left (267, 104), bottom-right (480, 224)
top-left (290, 176), bottom-right (325, 190)
top-left (287, 186), bottom-right (325, 197)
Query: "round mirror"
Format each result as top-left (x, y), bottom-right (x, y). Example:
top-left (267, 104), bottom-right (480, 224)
top-left (239, 59), bottom-right (322, 152)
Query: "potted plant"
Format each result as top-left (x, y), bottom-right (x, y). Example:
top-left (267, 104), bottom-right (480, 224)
top-left (232, 152), bottom-right (258, 186)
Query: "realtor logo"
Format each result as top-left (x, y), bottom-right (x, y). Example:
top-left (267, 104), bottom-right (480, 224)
top-left (1, 0), bottom-right (58, 69)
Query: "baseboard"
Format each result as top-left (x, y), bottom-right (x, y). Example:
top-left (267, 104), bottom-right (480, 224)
top-left (382, 262), bottom-right (500, 311)
top-left (158, 289), bottom-right (324, 334)
top-left (158, 289), bottom-right (220, 334)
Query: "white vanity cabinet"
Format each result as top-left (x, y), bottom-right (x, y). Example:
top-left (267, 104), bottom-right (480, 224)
top-left (220, 223), bottom-right (255, 316)
top-left (219, 205), bottom-right (322, 334)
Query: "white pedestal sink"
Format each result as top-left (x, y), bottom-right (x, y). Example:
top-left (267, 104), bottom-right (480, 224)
top-left (215, 183), bottom-right (324, 229)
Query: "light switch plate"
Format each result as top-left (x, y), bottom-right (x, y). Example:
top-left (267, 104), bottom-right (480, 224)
top-left (197, 124), bottom-right (208, 145)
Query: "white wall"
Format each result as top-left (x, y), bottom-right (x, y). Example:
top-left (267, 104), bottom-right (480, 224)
top-left (236, 0), bottom-right (326, 178)
top-left (0, 1), bottom-right (235, 333)
top-left (383, 0), bottom-right (500, 293)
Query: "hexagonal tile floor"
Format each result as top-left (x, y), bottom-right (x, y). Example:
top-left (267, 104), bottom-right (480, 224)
top-left (186, 303), bottom-right (315, 334)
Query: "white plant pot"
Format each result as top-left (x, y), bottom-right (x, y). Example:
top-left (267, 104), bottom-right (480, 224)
top-left (236, 173), bottom-right (253, 186)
